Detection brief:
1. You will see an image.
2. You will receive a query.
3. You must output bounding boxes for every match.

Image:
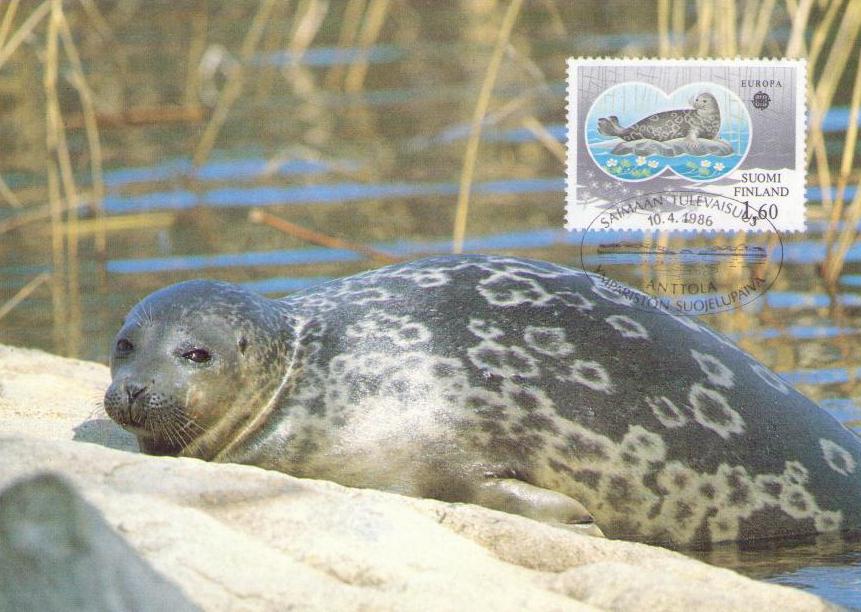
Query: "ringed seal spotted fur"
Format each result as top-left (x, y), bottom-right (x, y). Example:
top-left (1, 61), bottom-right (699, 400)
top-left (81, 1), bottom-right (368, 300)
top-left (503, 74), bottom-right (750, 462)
top-left (598, 91), bottom-right (721, 143)
top-left (104, 255), bottom-right (861, 548)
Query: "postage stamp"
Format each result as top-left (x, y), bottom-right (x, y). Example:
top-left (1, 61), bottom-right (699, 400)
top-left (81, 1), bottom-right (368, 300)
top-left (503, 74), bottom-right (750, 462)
top-left (565, 58), bottom-right (807, 233)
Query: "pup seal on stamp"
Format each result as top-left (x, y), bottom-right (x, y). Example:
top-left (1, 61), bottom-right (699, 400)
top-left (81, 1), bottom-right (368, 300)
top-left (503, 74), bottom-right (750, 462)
top-left (105, 255), bottom-right (861, 548)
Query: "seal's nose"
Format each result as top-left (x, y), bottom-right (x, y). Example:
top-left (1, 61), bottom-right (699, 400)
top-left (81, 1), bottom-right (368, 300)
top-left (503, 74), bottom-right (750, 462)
top-left (125, 381), bottom-right (147, 404)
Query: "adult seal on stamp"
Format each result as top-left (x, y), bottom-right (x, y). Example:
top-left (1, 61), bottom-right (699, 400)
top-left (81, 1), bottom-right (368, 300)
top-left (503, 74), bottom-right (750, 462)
top-left (578, 190), bottom-right (784, 315)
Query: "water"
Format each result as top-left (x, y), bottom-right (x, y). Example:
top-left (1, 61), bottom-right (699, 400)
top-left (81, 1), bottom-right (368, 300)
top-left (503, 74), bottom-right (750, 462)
top-left (1, 1), bottom-right (861, 607)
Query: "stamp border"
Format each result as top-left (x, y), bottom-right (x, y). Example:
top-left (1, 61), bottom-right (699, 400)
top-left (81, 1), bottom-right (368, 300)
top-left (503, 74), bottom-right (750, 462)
top-left (565, 57), bottom-right (808, 234)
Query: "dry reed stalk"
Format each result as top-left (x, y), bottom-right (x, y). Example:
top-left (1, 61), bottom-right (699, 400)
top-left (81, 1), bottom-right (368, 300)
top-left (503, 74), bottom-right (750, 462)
top-left (747, 0), bottom-right (776, 56)
top-left (0, 0), bottom-right (50, 71)
top-left (192, 0), bottom-right (279, 168)
top-left (249, 209), bottom-right (401, 263)
top-left (716, 0), bottom-right (737, 56)
top-left (284, 0), bottom-right (329, 95)
top-left (0, 0), bottom-right (21, 50)
top-left (811, 122), bottom-right (833, 209)
top-left (658, 0), bottom-right (670, 56)
top-left (289, 0), bottom-right (328, 61)
top-left (786, 0), bottom-right (814, 57)
top-left (255, 0), bottom-right (290, 100)
top-left (184, 0), bottom-right (209, 107)
top-left (823, 46), bottom-right (861, 250)
top-left (452, 0), bottom-right (524, 254)
top-left (0, 197), bottom-right (92, 235)
top-left (343, 0), bottom-right (390, 93)
top-left (823, 52), bottom-right (861, 283)
top-left (78, 0), bottom-right (115, 43)
top-left (59, 11), bottom-right (106, 256)
top-left (738, 0), bottom-right (757, 53)
top-left (324, 0), bottom-right (366, 90)
top-left (695, 0), bottom-right (714, 56)
top-left (520, 116), bottom-right (565, 164)
top-left (808, 0), bottom-right (843, 70)
top-left (671, 0), bottom-right (685, 56)
top-left (0, 173), bottom-right (22, 208)
top-left (43, 0), bottom-right (66, 355)
top-left (825, 187), bottom-right (861, 286)
top-left (808, 3), bottom-right (861, 159)
top-left (45, 0), bottom-right (82, 356)
top-left (539, 0), bottom-right (566, 36)
top-left (46, 212), bottom-right (176, 236)
top-left (0, 272), bottom-right (51, 323)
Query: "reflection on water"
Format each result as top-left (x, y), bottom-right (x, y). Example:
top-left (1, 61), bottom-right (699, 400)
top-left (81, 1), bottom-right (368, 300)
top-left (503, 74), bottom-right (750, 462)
top-left (1, 1), bottom-right (861, 607)
top-left (691, 536), bottom-right (861, 610)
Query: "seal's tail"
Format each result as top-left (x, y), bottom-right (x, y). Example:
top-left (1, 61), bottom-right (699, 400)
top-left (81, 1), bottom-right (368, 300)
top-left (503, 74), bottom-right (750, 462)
top-left (597, 116), bottom-right (624, 138)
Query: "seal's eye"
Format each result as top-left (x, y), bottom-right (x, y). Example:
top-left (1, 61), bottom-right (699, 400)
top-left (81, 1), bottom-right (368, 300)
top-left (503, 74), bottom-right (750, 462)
top-left (182, 348), bottom-right (212, 363)
top-left (116, 339), bottom-right (134, 353)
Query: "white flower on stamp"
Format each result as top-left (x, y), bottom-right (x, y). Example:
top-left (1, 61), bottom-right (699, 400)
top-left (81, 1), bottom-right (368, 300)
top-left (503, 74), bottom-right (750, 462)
top-left (636, 156), bottom-right (646, 166)
top-left (714, 162), bottom-right (725, 171)
top-left (700, 160), bottom-right (712, 168)
top-left (606, 158), bottom-right (618, 168)
top-left (647, 159), bottom-right (659, 168)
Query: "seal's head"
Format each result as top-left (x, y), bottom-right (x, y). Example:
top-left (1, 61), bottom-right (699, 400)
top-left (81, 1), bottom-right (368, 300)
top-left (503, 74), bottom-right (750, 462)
top-left (691, 92), bottom-right (719, 114)
top-left (104, 280), bottom-right (291, 457)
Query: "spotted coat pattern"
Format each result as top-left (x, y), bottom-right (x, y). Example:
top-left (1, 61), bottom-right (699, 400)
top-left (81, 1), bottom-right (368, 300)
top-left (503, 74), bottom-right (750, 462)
top-left (220, 255), bottom-right (861, 548)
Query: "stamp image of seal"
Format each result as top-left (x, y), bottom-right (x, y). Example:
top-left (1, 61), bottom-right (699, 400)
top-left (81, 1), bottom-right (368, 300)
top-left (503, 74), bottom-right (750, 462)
top-left (566, 58), bottom-right (807, 232)
top-left (598, 92), bottom-right (721, 143)
top-left (104, 255), bottom-right (861, 548)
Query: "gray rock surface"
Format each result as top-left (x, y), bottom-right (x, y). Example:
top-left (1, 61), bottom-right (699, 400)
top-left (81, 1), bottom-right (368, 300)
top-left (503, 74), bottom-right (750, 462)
top-left (0, 344), bottom-right (840, 611)
top-left (0, 473), bottom-right (199, 612)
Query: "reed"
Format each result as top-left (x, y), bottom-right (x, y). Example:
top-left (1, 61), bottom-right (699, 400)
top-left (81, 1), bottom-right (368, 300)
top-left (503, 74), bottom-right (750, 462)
top-left (184, 0), bottom-right (209, 108)
top-left (324, 0), bottom-right (366, 90)
top-left (0, 272), bottom-right (51, 323)
top-left (747, 0), bottom-right (776, 57)
top-left (520, 115), bottom-right (566, 164)
top-left (452, 0), bottom-right (524, 254)
top-left (192, 0), bottom-right (279, 168)
top-left (658, 0), bottom-right (670, 57)
top-left (0, 173), bottom-right (22, 208)
top-left (284, 0), bottom-right (329, 96)
top-left (0, 0), bottom-right (20, 51)
top-left (0, 0), bottom-right (49, 72)
top-left (255, 0), bottom-right (289, 100)
top-left (695, 0), bottom-right (713, 56)
top-left (343, 0), bottom-right (390, 93)
top-left (823, 49), bottom-right (861, 285)
top-left (59, 10), bottom-right (106, 256)
top-left (249, 209), bottom-right (400, 263)
top-left (46, 1), bottom-right (84, 356)
top-left (43, 0), bottom-right (67, 355)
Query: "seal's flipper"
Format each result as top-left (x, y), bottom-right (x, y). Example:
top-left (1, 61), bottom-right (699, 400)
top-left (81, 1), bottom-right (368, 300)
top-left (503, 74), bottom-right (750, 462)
top-left (475, 478), bottom-right (604, 537)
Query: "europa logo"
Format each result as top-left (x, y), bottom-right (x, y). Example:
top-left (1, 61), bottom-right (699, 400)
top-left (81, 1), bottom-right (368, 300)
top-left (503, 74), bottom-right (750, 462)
top-left (585, 82), bottom-right (752, 183)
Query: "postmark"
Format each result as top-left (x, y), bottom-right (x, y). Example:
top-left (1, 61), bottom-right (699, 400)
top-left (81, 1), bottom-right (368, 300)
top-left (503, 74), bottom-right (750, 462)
top-left (578, 198), bottom-right (784, 315)
top-left (566, 58), bottom-right (806, 233)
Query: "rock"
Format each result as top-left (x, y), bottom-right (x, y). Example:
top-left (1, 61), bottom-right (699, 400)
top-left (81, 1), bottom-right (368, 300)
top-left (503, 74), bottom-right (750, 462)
top-left (0, 473), bottom-right (198, 612)
top-left (610, 137), bottom-right (734, 157)
top-left (0, 344), bottom-right (840, 611)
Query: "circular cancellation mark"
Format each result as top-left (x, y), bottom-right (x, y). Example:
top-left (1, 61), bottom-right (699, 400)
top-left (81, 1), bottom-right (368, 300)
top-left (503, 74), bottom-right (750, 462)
top-left (578, 190), bottom-right (784, 316)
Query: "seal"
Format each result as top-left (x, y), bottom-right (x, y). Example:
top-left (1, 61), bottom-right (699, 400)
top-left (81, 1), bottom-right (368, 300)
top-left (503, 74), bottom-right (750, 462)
top-left (104, 255), bottom-right (861, 548)
top-left (598, 92), bottom-right (721, 144)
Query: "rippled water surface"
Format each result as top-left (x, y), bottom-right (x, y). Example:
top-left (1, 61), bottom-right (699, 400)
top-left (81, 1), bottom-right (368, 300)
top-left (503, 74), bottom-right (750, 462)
top-left (1, 2), bottom-right (860, 607)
